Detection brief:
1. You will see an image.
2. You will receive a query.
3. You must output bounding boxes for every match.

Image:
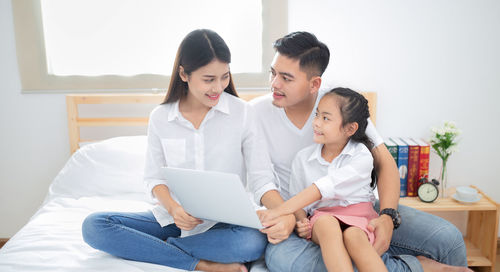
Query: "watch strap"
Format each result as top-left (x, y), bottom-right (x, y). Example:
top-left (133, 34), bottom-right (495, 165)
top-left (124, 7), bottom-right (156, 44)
top-left (379, 208), bottom-right (401, 229)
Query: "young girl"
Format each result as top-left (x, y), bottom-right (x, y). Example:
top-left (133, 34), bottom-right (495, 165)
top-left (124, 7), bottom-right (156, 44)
top-left (82, 29), bottom-right (276, 272)
top-left (257, 87), bottom-right (387, 272)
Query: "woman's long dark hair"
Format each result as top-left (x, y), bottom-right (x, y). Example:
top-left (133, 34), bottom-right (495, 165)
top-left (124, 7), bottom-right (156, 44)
top-left (162, 29), bottom-right (238, 104)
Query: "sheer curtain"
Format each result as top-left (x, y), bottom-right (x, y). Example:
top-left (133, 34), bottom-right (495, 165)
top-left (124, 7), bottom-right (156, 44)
top-left (40, 0), bottom-right (262, 76)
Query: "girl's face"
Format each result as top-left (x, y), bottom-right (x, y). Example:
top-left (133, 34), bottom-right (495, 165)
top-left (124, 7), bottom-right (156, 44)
top-left (312, 95), bottom-right (353, 146)
top-left (180, 59), bottom-right (231, 109)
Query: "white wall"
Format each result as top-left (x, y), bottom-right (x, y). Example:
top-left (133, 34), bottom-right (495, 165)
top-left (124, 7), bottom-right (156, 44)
top-left (289, 0), bottom-right (500, 194)
top-left (0, 0), bottom-right (69, 237)
top-left (288, 0), bottom-right (500, 233)
top-left (1, 0), bottom-right (500, 237)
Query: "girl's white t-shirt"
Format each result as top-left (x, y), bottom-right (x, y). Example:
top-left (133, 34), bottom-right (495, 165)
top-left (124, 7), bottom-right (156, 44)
top-left (144, 92), bottom-right (277, 236)
top-left (289, 140), bottom-right (376, 215)
top-left (250, 88), bottom-right (383, 200)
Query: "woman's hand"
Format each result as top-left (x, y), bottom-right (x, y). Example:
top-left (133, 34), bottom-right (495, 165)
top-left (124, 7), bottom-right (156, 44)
top-left (295, 217), bottom-right (311, 239)
top-left (169, 205), bottom-right (203, 230)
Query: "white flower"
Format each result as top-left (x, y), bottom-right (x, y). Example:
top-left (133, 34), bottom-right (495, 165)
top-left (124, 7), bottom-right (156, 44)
top-left (430, 121), bottom-right (460, 161)
top-left (448, 145), bottom-right (459, 153)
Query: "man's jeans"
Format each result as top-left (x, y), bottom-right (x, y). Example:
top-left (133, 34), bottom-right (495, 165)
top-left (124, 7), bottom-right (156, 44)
top-left (82, 211), bottom-right (267, 271)
top-left (265, 203), bottom-right (468, 272)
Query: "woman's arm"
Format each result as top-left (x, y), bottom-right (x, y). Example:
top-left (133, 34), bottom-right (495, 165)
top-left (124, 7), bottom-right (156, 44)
top-left (152, 184), bottom-right (203, 230)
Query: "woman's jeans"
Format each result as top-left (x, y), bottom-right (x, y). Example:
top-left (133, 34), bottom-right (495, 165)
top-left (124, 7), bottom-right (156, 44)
top-left (265, 203), bottom-right (468, 272)
top-left (82, 211), bottom-right (267, 271)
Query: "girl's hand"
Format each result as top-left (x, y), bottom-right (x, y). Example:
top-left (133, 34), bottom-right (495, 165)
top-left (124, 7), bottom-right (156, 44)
top-left (257, 209), bottom-right (281, 223)
top-left (169, 205), bottom-right (203, 230)
top-left (295, 218), bottom-right (311, 239)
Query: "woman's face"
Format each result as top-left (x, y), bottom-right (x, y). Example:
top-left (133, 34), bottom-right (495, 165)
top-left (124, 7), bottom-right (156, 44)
top-left (180, 59), bottom-right (231, 109)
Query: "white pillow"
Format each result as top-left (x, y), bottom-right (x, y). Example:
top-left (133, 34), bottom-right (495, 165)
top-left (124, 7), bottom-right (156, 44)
top-left (48, 136), bottom-right (149, 200)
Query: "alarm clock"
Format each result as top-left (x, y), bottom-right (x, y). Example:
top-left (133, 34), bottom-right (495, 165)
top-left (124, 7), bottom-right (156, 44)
top-left (417, 177), bottom-right (439, 203)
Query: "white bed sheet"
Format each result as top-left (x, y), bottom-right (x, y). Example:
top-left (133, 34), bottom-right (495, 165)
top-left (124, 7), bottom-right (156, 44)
top-left (0, 136), bottom-right (187, 271)
top-left (0, 136), bottom-right (269, 272)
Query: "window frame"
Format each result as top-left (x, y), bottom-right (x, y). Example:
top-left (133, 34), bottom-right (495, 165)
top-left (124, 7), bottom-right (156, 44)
top-left (12, 0), bottom-right (288, 93)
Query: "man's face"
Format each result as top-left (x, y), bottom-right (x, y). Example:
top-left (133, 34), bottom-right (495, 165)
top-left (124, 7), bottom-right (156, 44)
top-left (269, 53), bottom-right (314, 108)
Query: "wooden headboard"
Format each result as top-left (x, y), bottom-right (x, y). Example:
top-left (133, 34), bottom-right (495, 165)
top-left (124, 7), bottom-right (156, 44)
top-left (66, 92), bottom-right (376, 154)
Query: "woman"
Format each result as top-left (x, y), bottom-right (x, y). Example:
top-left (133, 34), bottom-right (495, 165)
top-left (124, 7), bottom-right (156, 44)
top-left (82, 29), bottom-right (275, 272)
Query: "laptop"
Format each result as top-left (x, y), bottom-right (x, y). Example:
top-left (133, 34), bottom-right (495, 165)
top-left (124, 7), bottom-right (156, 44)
top-left (161, 167), bottom-right (264, 229)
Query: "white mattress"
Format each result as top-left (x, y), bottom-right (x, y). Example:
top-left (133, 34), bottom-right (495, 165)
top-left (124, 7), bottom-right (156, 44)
top-left (0, 195), bottom-right (184, 272)
top-left (0, 136), bottom-right (269, 271)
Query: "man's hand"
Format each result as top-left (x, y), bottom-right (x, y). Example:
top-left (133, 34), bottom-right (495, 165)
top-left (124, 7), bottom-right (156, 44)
top-left (259, 213), bottom-right (295, 244)
top-left (169, 205), bottom-right (203, 230)
top-left (295, 217), bottom-right (311, 239)
top-left (367, 214), bottom-right (394, 255)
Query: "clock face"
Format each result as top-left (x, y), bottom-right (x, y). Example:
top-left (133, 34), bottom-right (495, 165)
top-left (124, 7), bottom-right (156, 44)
top-left (418, 183), bottom-right (439, 203)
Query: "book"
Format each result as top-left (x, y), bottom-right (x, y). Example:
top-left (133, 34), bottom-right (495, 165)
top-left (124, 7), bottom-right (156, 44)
top-left (384, 138), bottom-right (398, 164)
top-left (413, 138), bottom-right (430, 183)
top-left (390, 137), bottom-right (408, 197)
top-left (402, 138), bottom-right (420, 197)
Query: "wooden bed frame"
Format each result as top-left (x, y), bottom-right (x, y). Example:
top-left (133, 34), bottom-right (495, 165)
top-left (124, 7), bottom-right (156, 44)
top-left (66, 92), bottom-right (377, 154)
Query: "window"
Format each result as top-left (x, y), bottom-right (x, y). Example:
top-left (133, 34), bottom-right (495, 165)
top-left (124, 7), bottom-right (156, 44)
top-left (12, 0), bottom-right (287, 92)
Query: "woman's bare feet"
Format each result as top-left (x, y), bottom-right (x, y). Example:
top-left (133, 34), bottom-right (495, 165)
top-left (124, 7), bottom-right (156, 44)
top-left (195, 260), bottom-right (248, 272)
top-left (417, 256), bottom-right (473, 272)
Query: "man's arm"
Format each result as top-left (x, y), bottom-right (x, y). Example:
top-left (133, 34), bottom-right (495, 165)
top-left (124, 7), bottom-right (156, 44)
top-left (373, 144), bottom-right (400, 210)
top-left (368, 143), bottom-right (400, 255)
top-left (259, 190), bottom-right (296, 244)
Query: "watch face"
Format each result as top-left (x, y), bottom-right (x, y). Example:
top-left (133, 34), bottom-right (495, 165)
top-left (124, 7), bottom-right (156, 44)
top-left (418, 183), bottom-right (439, 203)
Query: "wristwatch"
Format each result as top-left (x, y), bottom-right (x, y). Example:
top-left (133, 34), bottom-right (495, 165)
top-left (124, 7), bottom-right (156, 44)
top-left (379, 208), bottom-right (401, 229)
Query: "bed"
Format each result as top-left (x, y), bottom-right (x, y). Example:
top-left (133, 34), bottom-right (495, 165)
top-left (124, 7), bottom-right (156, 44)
top-left (0, 91), bottom-right (376, 272)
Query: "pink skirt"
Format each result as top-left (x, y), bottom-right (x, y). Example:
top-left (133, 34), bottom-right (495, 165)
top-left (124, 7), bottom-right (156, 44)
top-left (308, 202), bottom-right (378, 244)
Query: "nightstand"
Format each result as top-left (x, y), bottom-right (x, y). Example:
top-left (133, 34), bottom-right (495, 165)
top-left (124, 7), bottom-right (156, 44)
top-left (399, 186), bottom-right (499, 272)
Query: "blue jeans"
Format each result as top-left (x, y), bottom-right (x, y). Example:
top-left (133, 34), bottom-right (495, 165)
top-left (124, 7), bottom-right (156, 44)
top-left (265, 203), bottom-right (468, 272)
top-left (82, 211), bottom-right (267, 271)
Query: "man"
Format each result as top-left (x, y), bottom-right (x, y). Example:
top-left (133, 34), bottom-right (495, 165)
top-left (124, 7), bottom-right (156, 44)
top-left (253, 31), bottom-right (470, 272)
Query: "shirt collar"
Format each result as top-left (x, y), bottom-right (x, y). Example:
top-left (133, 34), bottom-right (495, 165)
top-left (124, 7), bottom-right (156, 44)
top-left (166, 92), bottom-right (231, 122)
top-left (167, 99), bottom-right (181, 122)
top-left (307, 139), bottom-right (358, 163)
top-left (212, 92), bottom-right (230, 115)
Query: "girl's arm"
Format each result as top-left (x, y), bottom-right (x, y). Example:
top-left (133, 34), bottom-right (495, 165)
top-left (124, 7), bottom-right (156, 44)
top-left (152, 184), bottom-right (203, 230)
top-left (258, 184), bottom-right (321, 222)
top-left (276, 184), bottom-right (322, 216)
top-left (294, 208), bottom-right (307, 221)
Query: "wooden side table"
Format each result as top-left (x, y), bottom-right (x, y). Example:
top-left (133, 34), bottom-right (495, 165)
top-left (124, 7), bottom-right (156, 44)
top-left (399, 186), bottom-right (499, 272)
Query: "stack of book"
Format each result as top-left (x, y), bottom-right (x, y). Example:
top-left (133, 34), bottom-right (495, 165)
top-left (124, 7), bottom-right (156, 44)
top-left (384, 138), bottom-right (430, 197)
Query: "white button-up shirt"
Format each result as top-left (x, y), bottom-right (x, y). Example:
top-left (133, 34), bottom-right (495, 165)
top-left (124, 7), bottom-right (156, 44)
top-left (143, 92), bottom-right (277, 236)
top-left (251, 88), bottom-right (383, 201)
top-left (289, 140), bottom-right (376, 216)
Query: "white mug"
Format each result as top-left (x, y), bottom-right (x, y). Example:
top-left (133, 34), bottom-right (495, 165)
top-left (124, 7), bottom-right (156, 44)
top-left (456, 186), bottom-right (478, 201)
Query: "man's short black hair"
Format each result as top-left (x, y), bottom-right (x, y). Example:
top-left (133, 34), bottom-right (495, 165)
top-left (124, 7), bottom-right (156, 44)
top-left (273, 31), bottom-right (330, 77)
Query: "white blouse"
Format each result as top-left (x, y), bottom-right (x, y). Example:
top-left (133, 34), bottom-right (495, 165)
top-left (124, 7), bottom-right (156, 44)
top-left (289, 140), bottom-right (376, 216)
top-left (251, 88), bottom-right (383, 201)
top-left (143, 92), bottom-right (277, 236)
